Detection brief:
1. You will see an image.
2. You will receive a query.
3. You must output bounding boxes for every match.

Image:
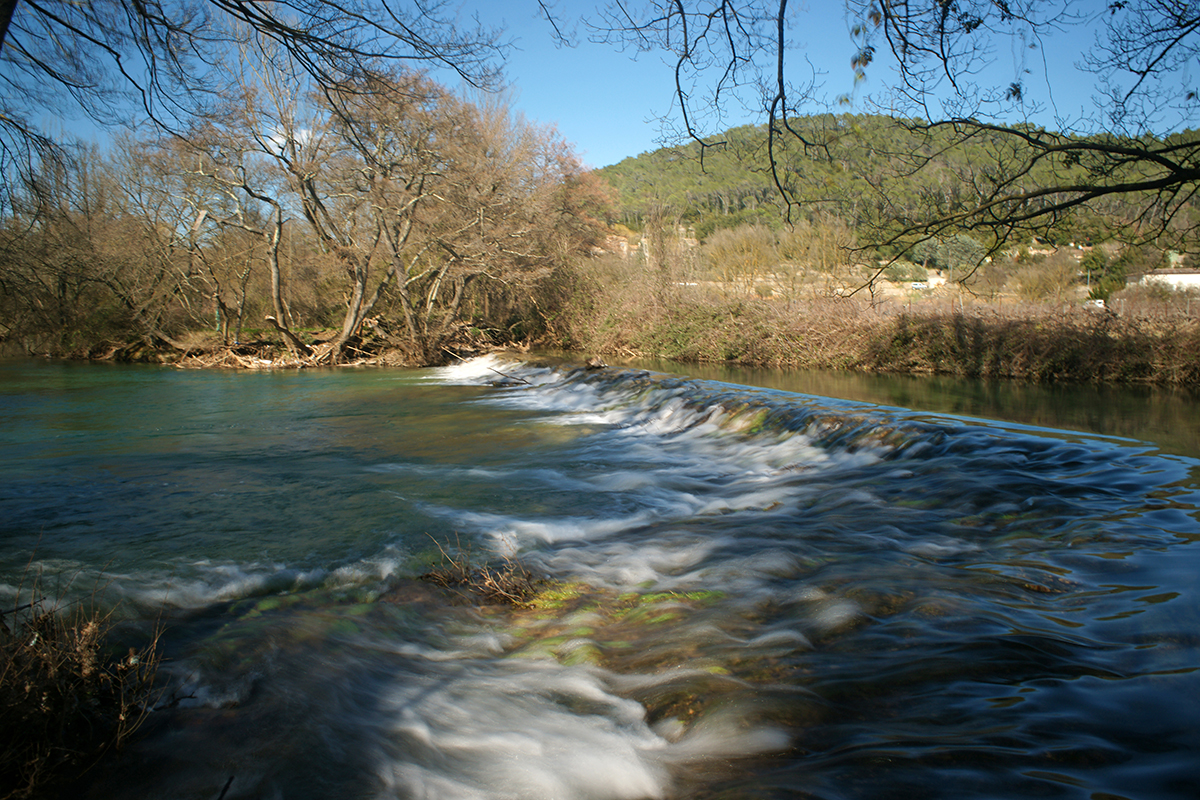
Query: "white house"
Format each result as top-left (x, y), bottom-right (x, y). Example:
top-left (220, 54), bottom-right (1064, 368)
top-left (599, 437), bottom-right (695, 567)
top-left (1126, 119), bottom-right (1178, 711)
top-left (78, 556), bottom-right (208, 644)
top-left (1139, 268), bottom-right (1200, 291)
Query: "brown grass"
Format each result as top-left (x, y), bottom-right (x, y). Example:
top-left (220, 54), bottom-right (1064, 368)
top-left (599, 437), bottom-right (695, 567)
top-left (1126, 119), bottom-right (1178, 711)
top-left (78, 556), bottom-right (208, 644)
top-left (549, 258), bottom-right (1200, 387)
top-left (0, 579), bottom-right (161, 799)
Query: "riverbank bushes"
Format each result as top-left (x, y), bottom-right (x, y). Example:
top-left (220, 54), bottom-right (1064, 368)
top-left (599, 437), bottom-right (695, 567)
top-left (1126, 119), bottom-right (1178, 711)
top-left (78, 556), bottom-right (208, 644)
top-left (551, 258), bottom-right (1200, 387)
top-left (1, 585), bottom-right (161, 799)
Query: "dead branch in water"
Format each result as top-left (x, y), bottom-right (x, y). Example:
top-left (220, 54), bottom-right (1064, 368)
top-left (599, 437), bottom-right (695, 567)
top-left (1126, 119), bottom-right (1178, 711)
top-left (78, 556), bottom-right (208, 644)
top-left (419, 535), bottom-right (540, 607)
top-left (487, 367), bottom-right (530, 385)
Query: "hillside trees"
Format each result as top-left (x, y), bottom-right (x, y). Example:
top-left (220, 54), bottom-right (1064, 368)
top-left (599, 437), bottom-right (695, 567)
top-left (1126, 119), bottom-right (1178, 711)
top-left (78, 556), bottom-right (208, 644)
top-left (590, 1), bottom-right (1200, 265)
top-left (911, 234), bottom-right (986, 276)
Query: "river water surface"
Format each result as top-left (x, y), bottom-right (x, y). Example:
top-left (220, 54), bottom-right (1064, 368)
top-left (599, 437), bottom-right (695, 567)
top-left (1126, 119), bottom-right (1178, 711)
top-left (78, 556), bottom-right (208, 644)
top-left (2, 356), bottom-right (1198, 800)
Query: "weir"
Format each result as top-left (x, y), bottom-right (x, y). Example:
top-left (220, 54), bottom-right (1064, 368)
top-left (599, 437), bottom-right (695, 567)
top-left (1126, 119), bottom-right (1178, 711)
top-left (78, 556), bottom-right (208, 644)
top-left (1, 356), bottom-right (1198, 799)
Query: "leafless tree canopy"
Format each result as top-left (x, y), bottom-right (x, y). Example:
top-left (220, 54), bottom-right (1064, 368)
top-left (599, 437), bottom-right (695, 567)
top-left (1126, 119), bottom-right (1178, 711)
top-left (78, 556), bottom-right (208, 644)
top-left (851, 0), bottom-right (1200, 252)
top-left (583, 0), bottom-right (824, 203)
top-left (0, 5), bottom-right (609, 364)
top-left (0, 0), bottom-right (505, 194)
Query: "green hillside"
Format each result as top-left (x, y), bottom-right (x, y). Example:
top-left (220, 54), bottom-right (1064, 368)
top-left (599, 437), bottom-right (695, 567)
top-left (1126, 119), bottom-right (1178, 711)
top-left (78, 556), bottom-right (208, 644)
top-left (596, 114), bottom-right (1179, 251)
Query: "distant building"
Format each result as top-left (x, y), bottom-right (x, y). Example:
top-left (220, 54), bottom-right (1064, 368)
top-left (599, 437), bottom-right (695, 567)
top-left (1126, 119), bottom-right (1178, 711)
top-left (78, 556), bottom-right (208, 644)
top-left (1138, 268), bottom-right (1200, 291)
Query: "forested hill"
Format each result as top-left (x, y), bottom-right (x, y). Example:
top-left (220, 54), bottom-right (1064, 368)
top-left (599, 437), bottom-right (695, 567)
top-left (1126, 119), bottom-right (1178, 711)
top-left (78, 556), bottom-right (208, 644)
top-left (597, 121), bottom-right (793, 237)
top-left (595, 114), bottom-right (1164, 247)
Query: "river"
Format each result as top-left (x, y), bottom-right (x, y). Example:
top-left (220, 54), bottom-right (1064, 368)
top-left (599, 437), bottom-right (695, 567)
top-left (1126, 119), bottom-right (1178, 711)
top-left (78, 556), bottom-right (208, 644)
top-left (1, 355), bottom-right (1198, 799)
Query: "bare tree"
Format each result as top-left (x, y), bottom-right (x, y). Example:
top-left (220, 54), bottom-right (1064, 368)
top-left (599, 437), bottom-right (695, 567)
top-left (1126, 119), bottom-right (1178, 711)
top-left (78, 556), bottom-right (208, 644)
top-left (0, 0), bottom-right (507, 212)
top-left (324, 78), bottom-right (608, 361)
top-left (851, 1), bottom-right (1200, 253)
top-left (0, 144), bottom-right (205, 353)
top-left (703, 223), bottom-right (777, 295)
top-left (777, 214), bottom-right (860, 296)
top-left (192, 22), bottom-right (604, 365)
top-left (205, 170), bottom-right (306, 354)
top-left (315, 70), bottom-right (451, 361)
top-left (587, 0), bottom-right (827, 208)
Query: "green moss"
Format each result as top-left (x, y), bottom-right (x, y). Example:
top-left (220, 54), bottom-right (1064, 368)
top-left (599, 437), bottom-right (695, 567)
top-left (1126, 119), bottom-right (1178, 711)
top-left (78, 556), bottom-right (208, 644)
top-left (506, 646), bottom-right (559, 661)
top-left (639, 590), bottom-right (725, 605)
top-left (230, 592), bottom-right (306, 618)
top-left (731, 407), bottom-right (770, 435)
top-left (340, 602), bottom-right (376, 616)
top-left (559, 643), bottom-right (602, 667)
top-left (526, 581), bottom-right (588, 611)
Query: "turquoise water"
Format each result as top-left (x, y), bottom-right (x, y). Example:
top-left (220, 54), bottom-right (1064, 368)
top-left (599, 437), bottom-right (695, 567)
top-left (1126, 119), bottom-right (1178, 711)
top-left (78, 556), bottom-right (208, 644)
top-left (2, 356), bottom-right (1198, 799)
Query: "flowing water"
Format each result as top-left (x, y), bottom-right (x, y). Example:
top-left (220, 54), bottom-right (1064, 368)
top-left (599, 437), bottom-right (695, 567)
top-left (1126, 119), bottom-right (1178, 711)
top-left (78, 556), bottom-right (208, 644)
top-left (2, 356), bottom-right (1199, 800)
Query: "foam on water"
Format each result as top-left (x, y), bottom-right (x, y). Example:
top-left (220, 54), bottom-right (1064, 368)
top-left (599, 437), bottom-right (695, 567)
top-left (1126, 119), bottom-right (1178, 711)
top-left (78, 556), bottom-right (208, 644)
top-left (371, 657), bottom-right (788, 800)
top-left (2, 559), bottom-right (338, 616)
top-left (20, 356), bottom-right (1195, 800)
top-left (392, 362), bottom-right (896, 570)
top-left (419, 505), bottom-right (669, 546)
top-left (426, 354), bottom-right (565, 388)
top-left (374, 662), bottom-right (670, 799)
top-left (86, 549), bottom-right (412, 614)
top-left (140, 587), bottom-right (791, 800)
top-left (529, 536), bottom-right (729, 591)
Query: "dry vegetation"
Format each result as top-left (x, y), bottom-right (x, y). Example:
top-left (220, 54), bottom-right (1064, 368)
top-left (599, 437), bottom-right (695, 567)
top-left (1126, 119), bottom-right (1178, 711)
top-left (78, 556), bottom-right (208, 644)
top-left (418, 538), bottom-right (543, 607)
top-left (551, 248), bottom-right (1200, 387)
top-left (0, 579), bottom-right (161, 799)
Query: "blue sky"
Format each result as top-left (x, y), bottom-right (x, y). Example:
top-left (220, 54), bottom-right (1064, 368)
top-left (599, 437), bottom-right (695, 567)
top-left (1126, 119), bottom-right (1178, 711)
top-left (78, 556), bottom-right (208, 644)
top-left (472, 1), bottom-right (865, 167)
top-left (469, 1), bottom-right (1112, 169)
top-left (34, 1), bottom-right (1134, 168)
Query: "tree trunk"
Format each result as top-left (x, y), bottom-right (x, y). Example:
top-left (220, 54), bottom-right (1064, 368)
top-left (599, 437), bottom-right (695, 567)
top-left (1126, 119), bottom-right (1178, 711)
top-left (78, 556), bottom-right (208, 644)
top-left (264, 209), bottom-right (308, 357)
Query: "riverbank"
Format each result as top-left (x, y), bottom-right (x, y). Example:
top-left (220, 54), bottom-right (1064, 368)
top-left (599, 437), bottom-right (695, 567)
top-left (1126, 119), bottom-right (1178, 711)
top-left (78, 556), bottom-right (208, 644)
top-left (19, 326), bottom-right (499, 371)
top-left (1, 582), bottom-right (161, 799)
top-left (12, 284), bottom-right (1200, 388)
top-left (553, 283), bottom-right (1200, 388)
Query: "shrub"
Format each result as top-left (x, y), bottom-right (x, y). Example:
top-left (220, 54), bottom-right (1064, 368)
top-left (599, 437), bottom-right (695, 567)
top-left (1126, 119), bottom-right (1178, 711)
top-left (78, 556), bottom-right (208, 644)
top-left (1009, 250), bottom-right (1081, 302)
top-left (1, 582), bottom-right (161, 799)
top-left (882, 260), bottom-right (927, 283)
top-left (418, 538), bottom-right (542, 607)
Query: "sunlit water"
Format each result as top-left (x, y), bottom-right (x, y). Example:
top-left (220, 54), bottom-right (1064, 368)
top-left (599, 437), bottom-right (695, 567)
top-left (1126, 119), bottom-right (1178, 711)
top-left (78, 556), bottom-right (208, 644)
top-left (2, 356), bottom-right (1199, 800)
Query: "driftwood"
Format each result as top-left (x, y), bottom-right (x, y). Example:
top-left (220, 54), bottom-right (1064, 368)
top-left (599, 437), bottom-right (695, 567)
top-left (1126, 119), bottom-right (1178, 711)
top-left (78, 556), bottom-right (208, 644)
top-left (488, 366), bottom-right (530, 385)
top-left (264, 316), bottom-right (314, 358)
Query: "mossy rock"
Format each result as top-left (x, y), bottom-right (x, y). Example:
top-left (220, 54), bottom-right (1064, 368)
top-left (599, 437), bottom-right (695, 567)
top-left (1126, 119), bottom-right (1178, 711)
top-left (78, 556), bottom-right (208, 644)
top-left (524, 581), bottom-right (589, 611)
